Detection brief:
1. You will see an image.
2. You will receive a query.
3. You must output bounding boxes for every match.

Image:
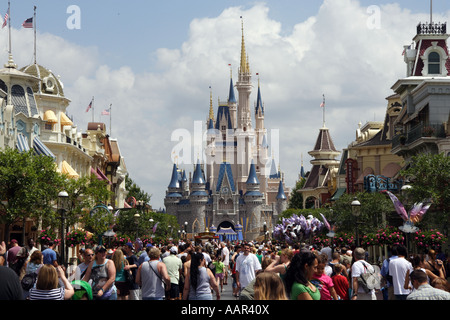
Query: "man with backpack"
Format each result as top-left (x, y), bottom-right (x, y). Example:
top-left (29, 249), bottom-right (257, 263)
top-left (351, 247), bottom-right (378, 300)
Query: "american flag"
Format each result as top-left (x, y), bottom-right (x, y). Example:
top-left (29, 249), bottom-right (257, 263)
top-left (22, 17), bottom-right (33, 28)
top-left (101, 108), bottom-right (110, 116)
top-left (2, 9), bottom-right (8, 29)
top-left (85, 100), bottom-right (92, 112)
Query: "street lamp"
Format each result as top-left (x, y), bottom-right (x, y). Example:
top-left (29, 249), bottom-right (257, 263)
top-left (58, 191), bottom-right (69, 268)
top-left (263, 221), bottom-right (267, 241)
top-left (184, 221), bottom-right (188, 240)
top-left (134, 213), bottom-right (140, 239)
top-left (351, 197), bottom-right (361, 247)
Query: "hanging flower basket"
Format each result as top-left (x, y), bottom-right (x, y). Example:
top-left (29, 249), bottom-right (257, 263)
top-left (414, 229), bottom-right (447, 251)
top-left (312, 235), bottom-right (333, 248)
top-left (36, 229), bottom-right (60, 246)
top-left (65, 229), bottom-right (89, 247)
top-left (333, 232), bottom-right (354, 248)
top-left (376, 226), bottom-right (405, 246)
top-left (361, 233), bottom-right (378, 247)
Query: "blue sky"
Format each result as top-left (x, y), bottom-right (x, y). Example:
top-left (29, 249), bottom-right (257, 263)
top-left (1, 1), bottom-right (449, 209)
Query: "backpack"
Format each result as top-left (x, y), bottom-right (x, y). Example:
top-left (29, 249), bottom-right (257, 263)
top-left (21, 272), bottom-right (38, 291)
top-left (358, 261), bottom-right (381, 293)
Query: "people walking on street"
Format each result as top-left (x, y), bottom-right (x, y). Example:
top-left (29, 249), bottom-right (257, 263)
top-left (123, 242), bottom-right (140, 300)
top-left (136, 247), bottom-right (171, 300)
top-left (351, 247), bottom-right (377, 300)
top-left (82, 245), bottom-right (117, 300)
top-left (285, 251), bottom-right (320, 300)
top-left (212, 254), bottom-right (225, 292)
top-left (235, 243), bottom-right (262, 295)
top-left (41, 241), bottom-right (58, 267)
top-left (29, 265), bottom-right (74, 300)
top-left (253, 271), bottom-right (288, 300)
top-left (407, 269), bottom-right (450, 300)
top-left (312, 253), bottom-right (339, 300)
top-left (163, 245), bottom-right (183, 300)
top-left (388, 244), bottom-right (412, 300)
top-left (112, 248), bottom-right (129, 300)
top-left (332, 263), bottom-right (349, 300)
top-left (183, 251), bottom-right (220, 300)
top-left (69, 248), bottom-right (94, 281)
top-left (220, 242), bottom-right (230, 285)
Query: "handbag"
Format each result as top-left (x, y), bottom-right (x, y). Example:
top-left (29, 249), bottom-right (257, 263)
top-left (358, 261), bottom-right (381, 293)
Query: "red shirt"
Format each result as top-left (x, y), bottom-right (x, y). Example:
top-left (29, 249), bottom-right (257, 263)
top-left (332, 274), bottom-right (349, 300)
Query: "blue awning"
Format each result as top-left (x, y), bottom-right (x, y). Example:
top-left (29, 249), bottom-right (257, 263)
top-left (33, 136), bottom-right (56, 160)
top-left (16, 133), bottom-right (30, 152)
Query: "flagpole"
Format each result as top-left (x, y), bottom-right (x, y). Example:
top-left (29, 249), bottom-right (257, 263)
top-left (8, 0), bottom-right (11, 54)
top-left (322, 94), bottom-right (325, 127)
top-left (92, 96), bottom-right (94, 122)
top-left (33, 5), bottom-right (36, 64)
top-left (109, 104), bottom-right (112, 137)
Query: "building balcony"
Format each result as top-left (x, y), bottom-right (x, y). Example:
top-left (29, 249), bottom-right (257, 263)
top-left (392, 123), bottom-right (446, 153)
top-left (41, 130), bottom-right (87, 153)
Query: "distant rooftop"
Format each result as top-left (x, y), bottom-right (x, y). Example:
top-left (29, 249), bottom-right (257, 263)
top-left (416, 22), bottom-right (446, 35)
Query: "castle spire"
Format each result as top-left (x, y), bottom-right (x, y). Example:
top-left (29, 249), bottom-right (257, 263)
top-left (209, 86), bottom-right (214, 120)
top-left (240, 17), bottom-right (250, 74)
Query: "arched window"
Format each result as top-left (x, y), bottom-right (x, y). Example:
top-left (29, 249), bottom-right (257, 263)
top-left (428, 52), bottom-right (440, 74)
top-left (11, 85), bottom-right (28, 115)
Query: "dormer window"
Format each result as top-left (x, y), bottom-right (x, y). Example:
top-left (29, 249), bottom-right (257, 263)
top-left (428, 52), bottom-right (440, 74)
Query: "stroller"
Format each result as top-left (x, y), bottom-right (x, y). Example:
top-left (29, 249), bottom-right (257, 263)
top-left (71, 280), bottom-right (93, 300)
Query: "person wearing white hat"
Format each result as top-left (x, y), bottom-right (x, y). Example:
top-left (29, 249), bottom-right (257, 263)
top-left (163, 245), bottom-right (183, 300)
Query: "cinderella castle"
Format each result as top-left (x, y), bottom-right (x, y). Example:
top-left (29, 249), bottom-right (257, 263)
top-left (164, 22), bottom-right (289, 241)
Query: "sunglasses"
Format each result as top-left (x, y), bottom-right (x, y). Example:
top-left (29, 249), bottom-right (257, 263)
top-left (85, 253), bottom-right (94, 257)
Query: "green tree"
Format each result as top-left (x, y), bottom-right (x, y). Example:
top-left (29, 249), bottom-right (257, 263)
top-left (288, 178), bottom-right (305, 209)
top-left (0, 148), bottom-right (63, 243)
top-left (62, 173), bottom-right (114, 236)
top-left (125, 174), bottom-right (151, 205)
top-left (401, 153), bottom-right (450, 232)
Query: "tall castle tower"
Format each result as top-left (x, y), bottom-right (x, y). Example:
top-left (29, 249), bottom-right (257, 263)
top-left (165, 21), bottom-right (289, 241)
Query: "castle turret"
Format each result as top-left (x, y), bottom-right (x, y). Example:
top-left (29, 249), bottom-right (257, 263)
top-left (243, 160), bottom-right (263, 240)
top-left (188, 161), bottom-right (208, 233)
top-left (164, 163), bottom-right (182, 214)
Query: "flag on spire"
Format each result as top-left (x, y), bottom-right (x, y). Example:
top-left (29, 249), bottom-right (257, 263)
top-left (22, 17), bottom-right (33, 28)
top-left (101, 108), bottom-right (110, 115)
top-left (2, 9), bottom-right (8, 28)
top-left (86, 100), bottom-right (93, 112)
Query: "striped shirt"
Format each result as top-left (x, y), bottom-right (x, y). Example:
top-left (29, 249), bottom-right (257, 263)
top-left (29, 287), bottom-right (65, 300)
top-left (407, 284), bottom-right (450, 300)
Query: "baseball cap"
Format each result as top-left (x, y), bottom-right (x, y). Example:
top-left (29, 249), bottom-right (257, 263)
top-left (125, 242), bottom-right (133, 248)
top-left (170, 246), bottom-right (178, 254)
top-left (95, 245), bottom-right (107, 253)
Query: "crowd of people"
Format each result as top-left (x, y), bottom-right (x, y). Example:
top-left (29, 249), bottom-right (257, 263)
top-left (0, 236), bottom-right (449, 301)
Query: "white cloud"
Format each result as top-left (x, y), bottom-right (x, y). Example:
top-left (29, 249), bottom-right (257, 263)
top-left (2, 1), bottom-right (446, 209)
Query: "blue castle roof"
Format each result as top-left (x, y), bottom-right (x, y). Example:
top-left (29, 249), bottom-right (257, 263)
top-left (192, 161), bottom-right (206, 184)
top-left (255, 84), bottom-right (264, 115)
top-left (276, 180), bottom-right (287, 200)
top-left (246, 160), bottom-right (260, 185)
top-left (168, 163), bottom-right (180, 188)
top-left (216, 162), bottom-right (236, 192)
top-left (228, 77), bottom-right (236, 104)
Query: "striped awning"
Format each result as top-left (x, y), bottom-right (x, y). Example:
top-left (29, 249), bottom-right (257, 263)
top-left (16, 133), bottom-right (30, 152)
top-left (62, 160), bottom-right (79, 179)
top-left (60, 112), bottom-right (73, 126)
top-left (33, 136), bottom-right (56, 160)
top-left (43, 110), bottom-right (58, 123)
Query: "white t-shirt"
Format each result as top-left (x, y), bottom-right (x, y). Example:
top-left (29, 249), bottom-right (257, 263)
top-left (351, 260), bottom-right (375, 294)
top-left (389, 257), bottom-right (412, 295)
top-left (221, 246), bottom-right (230, 265)
top-left (236, 253), bottom-right (262, 289)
